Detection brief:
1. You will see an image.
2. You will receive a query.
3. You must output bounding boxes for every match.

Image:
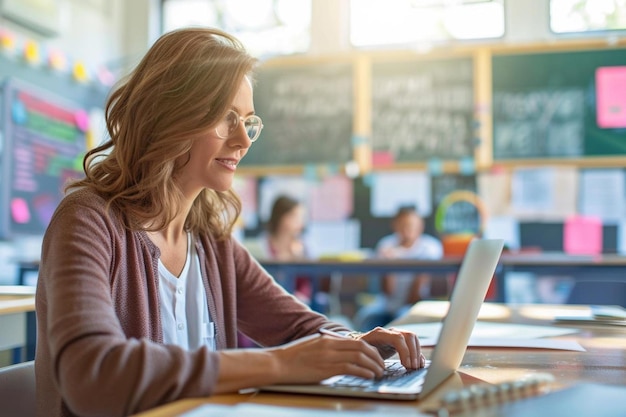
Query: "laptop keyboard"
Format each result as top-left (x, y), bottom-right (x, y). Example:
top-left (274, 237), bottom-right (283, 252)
top-left (329, 361), bottom-right (428, 389)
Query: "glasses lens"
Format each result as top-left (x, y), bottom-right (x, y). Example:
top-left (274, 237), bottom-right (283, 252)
top-left (245, 116), bottom-right (263, 141)
top-left (215, 110), bottom-right (239, 139)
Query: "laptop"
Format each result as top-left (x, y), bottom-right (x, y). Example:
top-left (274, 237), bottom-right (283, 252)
top-left (260, 238), bottom-right (504, 400)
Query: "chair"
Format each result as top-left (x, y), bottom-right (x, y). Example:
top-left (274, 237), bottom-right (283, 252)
top-left (566, 281), bottom-right (626, 308)
top-left (0, 360), bottom-right (36, 417)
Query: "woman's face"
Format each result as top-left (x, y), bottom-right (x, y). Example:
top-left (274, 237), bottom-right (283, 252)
top-left (178, 78), bottom-right (255, 195)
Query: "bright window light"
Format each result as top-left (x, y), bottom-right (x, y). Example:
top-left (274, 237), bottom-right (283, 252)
top-left (350, 0), bottom-right (505, 47)
top-left (550, 0), bottom-right (626, 33)
top-left (161, 0), bottom-right (311, 57)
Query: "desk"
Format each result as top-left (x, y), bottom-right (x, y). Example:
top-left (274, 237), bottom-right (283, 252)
top-left (261, 254), bottom-right (626, 306)
top-left (0, 286), bottom-right (36, 363)
top-left (133, 302), bottom-right (626, 416)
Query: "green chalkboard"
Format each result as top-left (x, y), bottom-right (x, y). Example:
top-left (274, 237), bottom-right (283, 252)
top-left (244, 62), bottom-right (354, 166)
top-left (492, 48), bottom-right (626, 159)
top-left (371, 57), bottom-right (475, 162)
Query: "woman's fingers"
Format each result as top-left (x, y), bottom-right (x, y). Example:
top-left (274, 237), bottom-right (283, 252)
top-left (318, 336), bottom-right (385, 377)
top-left (359, 327), bottom-right (423, 370)
top-left (274, 334), bottom-right (386, 383)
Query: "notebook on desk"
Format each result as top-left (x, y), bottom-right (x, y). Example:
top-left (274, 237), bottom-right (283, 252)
top-left (260, 238), bottom-right (505, 400)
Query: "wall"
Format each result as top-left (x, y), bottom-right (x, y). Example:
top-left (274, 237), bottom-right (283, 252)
top-left (0, 0), bottom-right (623, 284)
top-left (0, 0), bottom-right (158, 283)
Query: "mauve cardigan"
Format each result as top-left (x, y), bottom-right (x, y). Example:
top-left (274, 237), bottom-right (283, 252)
top-left (35, 188), bottom-right (348, 417)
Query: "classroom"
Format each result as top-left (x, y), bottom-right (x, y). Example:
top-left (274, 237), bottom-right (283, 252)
top-left (0, 1), bottom-right (625, 416)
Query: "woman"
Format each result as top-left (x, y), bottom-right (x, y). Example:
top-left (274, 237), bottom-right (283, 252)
top-left (35, 28), bottom-right (423, 417)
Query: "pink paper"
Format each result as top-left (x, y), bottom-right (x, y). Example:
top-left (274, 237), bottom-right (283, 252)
top-left (372, 151), bottom-right (394, 167)
top-left (309, 175), bottom-right (353, 221)
top-left (11, 198), bottom-right (31, 224)
top-left (74, 109), bottom-right (90, 132)
top-left (563, 215), bottom-right (603, 255)
top-left (596, 66), bottom-right (626, 128)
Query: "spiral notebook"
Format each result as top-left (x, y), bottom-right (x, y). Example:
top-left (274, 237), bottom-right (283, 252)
top-left (434, 379), bottom-right (626, 417)
top-left (260, 239), bottom-right (505, 400)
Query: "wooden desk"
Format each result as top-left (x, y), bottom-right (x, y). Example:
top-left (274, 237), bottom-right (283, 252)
top-left (0, 286), bottom-right (36, 361)
top-left (134, 302), bottom-right (626, 416)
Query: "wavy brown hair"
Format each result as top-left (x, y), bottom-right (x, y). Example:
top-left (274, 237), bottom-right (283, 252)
top-left (68, 28), bottom-right (258, 239)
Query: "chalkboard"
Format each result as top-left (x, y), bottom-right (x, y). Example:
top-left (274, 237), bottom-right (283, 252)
top-left (492, 48), bottom-right (626, 159)
top-left (0, 78), bottom-right (92, 238)
top-left (245, 62), bottom-right (354, 166)
top-left (0, 52), bottom-right (108, 239)
top-left (371, 57), bottom-right (475, 162)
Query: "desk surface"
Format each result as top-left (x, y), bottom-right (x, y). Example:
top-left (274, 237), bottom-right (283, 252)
top-left (0, 298), bottom-right (35, 316)
top-left (134, 302), bottom-right (626, 416)
top-left (0, 286), bottom-right (36, 315)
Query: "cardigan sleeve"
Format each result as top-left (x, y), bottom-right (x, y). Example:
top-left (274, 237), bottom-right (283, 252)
top-left (230, 239), bottom-right (351, 347)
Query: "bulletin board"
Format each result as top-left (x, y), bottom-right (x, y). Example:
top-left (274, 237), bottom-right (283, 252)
top-left (0, 54), bottom-right (108, 239)
top-left (0, 78), bottom-right (90, 237)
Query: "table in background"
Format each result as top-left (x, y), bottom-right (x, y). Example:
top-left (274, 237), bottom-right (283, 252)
top-left (0, 286), bottom-right (36, 363)
top-left (260, 254), bottom-right (626, 308)
top-left (133, 302), bottom-right (626, 416)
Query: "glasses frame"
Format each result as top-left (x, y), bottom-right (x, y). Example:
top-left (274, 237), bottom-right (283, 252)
top-left (215, 109), bottom-right (264, 142)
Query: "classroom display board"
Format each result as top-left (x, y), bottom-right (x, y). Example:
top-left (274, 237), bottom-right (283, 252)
top-left (492, 48), bottom-right (626, 159)
top-left (0, 79), bottom-right (88, 237)
top-left (431, 174), bottom-right (480, 235)
top-left (371, 57), bottom-right (475, 162)
top-left (245, 62), bottom-right (354, 166)
top-left (0, 55), bottom-right (107, 239)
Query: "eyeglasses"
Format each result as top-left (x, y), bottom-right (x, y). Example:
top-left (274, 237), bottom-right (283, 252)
top-left (215, 110), bottom-right (264, 142)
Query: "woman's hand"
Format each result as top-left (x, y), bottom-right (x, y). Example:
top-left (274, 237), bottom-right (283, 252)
top-left (354, 327), bottom-right (425, 370)
top-left (269, 333), bottom-right (385, 384)
top-left (215, 328), bottom-right (423, 393)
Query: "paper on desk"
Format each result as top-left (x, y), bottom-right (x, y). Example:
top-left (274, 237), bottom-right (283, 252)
top-left (180, 403), bottom-right (427, 417)
top-left (554, 305), bottom-right (626, 326)
top-left (395, 321), bottom-right (585, 351)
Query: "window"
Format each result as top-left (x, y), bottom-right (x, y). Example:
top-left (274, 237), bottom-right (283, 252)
top-left (550, 0), bottom-right (626, 34)
top-left (350, 0), bottom-right (505, 48)
top-left (161, 0), bottom-right (311, 57)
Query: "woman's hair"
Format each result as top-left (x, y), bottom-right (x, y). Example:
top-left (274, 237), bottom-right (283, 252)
top-left (267, 195), bottom-right (301, 236)
top-left (68, 27), bottom-right (258, 239)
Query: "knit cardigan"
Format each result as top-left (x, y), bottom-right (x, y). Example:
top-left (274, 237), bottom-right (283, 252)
top-left (35, 188), bottom-right (348, 417)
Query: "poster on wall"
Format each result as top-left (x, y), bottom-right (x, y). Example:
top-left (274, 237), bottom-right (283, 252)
top-left (1, 79), bottom-right (88, 238)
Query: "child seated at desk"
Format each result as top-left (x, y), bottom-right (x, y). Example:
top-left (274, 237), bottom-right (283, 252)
top-left (354, 205), bottom-right (444, 331)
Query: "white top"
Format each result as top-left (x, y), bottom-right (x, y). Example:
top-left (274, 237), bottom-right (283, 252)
top-left (158, 233), bottom-right (215, 351)
top-left (376, 233), bottom-right (444, 260)
top-left (376, 233), bottom-right (444, 311)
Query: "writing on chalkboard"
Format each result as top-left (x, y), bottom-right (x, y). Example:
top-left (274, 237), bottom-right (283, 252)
top-left (493, 88), bottom-right (585, 158)
top-left (245, 63), bottom-right (353, 166)
top-left (492, 49), bottom-right (626, 159)
top-left (371, 58), bottom-right (474, 162)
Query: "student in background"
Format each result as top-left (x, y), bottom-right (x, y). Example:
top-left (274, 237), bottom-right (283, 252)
top-left (354, 205), bottom-right (444, 331)
top-left (35, 28), bottom-right (423, 417)
top-left (239, 195), bottom-right (312, 347)
top-left (247, 195), bottom-right (312, 303)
